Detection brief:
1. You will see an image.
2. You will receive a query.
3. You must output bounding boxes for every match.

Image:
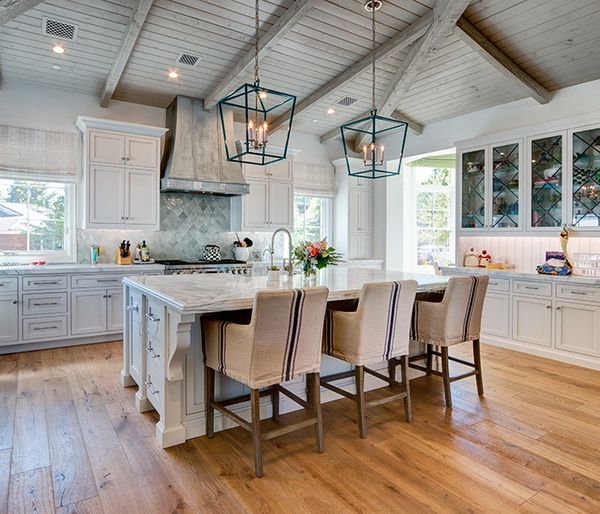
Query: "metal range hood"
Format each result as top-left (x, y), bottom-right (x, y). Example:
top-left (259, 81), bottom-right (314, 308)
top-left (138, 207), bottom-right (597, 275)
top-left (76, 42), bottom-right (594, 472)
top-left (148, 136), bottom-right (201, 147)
top-left (160, 95), bottom-right (249, 195)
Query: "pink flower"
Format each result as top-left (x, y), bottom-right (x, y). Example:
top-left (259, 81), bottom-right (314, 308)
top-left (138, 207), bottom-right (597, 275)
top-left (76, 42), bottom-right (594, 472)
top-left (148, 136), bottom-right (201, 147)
top-left (310, 247), bottom-right (319, 257)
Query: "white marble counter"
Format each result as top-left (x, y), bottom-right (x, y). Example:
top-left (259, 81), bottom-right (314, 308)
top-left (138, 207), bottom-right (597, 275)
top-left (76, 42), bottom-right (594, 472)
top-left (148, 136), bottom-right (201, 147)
top-left (0, 263), bottom-right (165, 275)
top-left (440, 265), bottom-right (600, 286)
top-left (124, 267), bottom-right (448, 314)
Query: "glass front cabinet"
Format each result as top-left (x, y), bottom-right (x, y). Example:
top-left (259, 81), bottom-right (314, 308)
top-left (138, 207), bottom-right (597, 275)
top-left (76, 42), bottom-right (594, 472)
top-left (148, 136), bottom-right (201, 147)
top-left (459, 124), bottom-right (600, 234)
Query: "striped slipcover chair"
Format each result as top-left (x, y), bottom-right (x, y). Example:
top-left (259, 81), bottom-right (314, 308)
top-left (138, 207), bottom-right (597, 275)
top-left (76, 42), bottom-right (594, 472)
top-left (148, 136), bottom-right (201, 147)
top-left (202, 286), bottom-right (329, 477)
top-left (321, 280), bottom-right (418, 438)
top-left (410, 275), bottom-right (489, 408)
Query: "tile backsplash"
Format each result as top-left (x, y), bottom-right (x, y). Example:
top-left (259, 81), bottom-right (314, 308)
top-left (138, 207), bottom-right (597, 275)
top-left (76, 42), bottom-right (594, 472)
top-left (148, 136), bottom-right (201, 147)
top-left (77, 193), bottom-right (272, 263)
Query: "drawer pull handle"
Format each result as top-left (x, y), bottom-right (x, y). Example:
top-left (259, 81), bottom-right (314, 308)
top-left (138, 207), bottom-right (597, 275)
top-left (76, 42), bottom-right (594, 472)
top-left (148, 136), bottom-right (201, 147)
top-left (145, 312), bottom-right (160, 323)
top-left (32, 302), bottom-right (58, 306)
top-left (126, 303), bottom-right (139, 312)
top-left (97, 279), bottom-right (119, 283)
top-left (523, 286), bottom-right (539, 290)
top-left (32, 281), bottom-right (58, 285)
top-left (489, 282), bottom-right (499, 286)
top-left (33, 325), bottom-right (58, 331)
top-left (571, 291), bottom-right (587, 295)
top-left (145, 379), bottom-right (159, 395)
top-left (145, 346), bottom-right (160, 359)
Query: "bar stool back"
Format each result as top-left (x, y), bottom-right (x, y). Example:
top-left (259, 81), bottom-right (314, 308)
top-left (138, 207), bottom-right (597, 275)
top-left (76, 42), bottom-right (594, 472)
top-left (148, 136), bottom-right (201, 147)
top-left (321, 280), bottom-right (418, 437)
top-left (410, 275), bottom-right (489, 407)
top-left (203, 286), bottom-right (329, 477)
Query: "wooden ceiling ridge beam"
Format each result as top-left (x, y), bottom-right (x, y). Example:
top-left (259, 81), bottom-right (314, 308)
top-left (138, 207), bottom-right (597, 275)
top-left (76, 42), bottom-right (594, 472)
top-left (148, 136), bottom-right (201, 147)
top-left (0, 0), bottom-right (44, 25)
top-left (352, 0), bottom-right (472, 151)
top-left (269, 9), bottom-right (435, 135)
top-left (454, 16), bottom-right (551, 104)
top-left (99, 0), bottom-right (154, 108)
top-left (203, 0), bottom-right (320, 110)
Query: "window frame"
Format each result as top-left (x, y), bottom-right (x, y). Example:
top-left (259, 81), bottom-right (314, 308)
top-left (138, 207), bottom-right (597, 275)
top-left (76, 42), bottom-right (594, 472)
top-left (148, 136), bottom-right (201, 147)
top-left (293, 194), bottom-right (335, 244)
top-left (0, 178), bottom-right (77, 264)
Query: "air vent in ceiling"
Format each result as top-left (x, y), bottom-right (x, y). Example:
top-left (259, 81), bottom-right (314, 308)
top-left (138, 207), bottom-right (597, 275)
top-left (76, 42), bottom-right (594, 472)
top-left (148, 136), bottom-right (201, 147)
top-left (42, 17), bottom-right (79, 41)
top-left (335, 96), bottom-right (358, 108)
top-left (175, 52), bottom-right (200, 68)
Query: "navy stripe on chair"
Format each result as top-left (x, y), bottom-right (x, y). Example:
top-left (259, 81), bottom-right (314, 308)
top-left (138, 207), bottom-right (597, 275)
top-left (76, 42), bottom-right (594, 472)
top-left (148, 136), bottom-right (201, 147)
top-left (383, 281), bottom-right (401, 360)
top-left (462, 276), bottom-right (479, 342)
top-left (282, 289), bottom-right (306, 381)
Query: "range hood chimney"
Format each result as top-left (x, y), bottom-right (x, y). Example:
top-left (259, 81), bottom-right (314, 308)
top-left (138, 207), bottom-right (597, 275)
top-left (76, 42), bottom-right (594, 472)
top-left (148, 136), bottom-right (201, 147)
top-left (160, 95), bottom-right (249, 195)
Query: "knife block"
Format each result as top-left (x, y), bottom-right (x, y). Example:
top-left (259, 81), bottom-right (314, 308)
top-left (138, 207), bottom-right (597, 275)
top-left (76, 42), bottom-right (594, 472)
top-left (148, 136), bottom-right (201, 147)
top-left (115, 246), bottom-right (132, 265)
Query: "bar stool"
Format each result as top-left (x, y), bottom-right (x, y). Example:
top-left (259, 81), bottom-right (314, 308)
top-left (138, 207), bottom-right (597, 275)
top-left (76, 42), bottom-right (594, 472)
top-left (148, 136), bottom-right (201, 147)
top-left (409, 275), bottom-right (489, 407)
top-left (202, 287), bottom-right (329, 477)
top-left (321, 280), bottom-right (418, 438)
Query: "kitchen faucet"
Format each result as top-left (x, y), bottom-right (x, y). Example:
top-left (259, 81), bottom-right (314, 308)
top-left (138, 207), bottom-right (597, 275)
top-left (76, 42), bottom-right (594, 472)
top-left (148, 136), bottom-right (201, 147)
top-left (270, 228), bottom-right (294, 276)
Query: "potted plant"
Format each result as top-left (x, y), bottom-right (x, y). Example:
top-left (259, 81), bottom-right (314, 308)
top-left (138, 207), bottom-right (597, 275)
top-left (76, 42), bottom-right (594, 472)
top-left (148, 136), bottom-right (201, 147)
top-left (293, 238), bottom-right (341, 283)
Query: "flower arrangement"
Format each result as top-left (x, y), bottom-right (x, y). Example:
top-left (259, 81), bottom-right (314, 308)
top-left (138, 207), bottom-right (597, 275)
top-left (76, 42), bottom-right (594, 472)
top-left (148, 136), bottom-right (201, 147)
top-left (293, 238), bottom-right (341, 279)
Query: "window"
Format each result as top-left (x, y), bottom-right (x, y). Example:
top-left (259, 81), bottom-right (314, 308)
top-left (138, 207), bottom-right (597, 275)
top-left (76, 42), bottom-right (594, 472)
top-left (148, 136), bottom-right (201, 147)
top-left (0, 178), bottom-right (75, 262)
top-left (293, 195), bottom-right (333, 243)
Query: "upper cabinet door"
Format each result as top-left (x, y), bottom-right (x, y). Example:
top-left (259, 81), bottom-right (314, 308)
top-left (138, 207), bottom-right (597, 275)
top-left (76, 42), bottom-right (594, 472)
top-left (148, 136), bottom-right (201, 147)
top-left (348, 188), bottom-right (361, 233)
top-left (243, 179), bottom-right (270, 229)
top-left (125, 169), bottom-right (158, 226)
top-left (88, 165), bottom-right (124, 225)
top-left (125, 136), bottom-right (160, 169)
top-left (571, 126), bottom-right (600, 229)
top-left (89, 130), bottom-right (125, 165)
top-left (267, 159), bottom-right (293, 181)
top-left (358, 189), bottom-right (373, 234)
top-left (269, 181), bottom-right (293, 229)
top-left (528, 133), bottom-right (565, 230)
top-left (460, 148), bottom-right (486, 229)
top-left (491, 141), bottom-right (520, 230)
top-left (243, 164), bottom-right (269, 180)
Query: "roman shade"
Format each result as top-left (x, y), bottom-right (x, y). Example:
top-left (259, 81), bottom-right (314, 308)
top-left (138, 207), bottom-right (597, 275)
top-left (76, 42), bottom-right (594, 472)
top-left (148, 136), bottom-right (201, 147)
top-left (0, 125), bottom-right (80, 182)
top-left (294, 162), bottom-right (336, 197)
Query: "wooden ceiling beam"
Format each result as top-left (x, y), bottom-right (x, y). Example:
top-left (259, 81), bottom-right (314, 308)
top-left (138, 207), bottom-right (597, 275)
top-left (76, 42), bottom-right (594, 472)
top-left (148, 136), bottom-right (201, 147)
top-left (319, 108), bottom-right (422, 145)
top-left (454, 16), bottom-right (550, 104)
top-left (353, 0), bottom-right (471, 151)
top-left (269, 10), bottom-right (434, 134)
top-left (203, 0), bottom-right (319, 110)
top-left (100, 0), bottom-right (153, 108)
top-left (0, 0), bottom-right (44, 25)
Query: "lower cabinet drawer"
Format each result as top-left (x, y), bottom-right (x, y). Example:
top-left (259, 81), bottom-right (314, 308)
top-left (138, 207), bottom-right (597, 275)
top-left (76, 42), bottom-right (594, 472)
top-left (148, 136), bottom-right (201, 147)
top-left (145, 359), bottom-right (163, 413)
top-left (22, 292), bottom-right (68, 316)
top-left (512, 280), bottom-right (552, 297)
top-left (487, 277), bottom-right (510, 293)
top-left (0, 277), bottom-right (18, 292)
top-left (22, 316), bottom-right (68, 341)
top-left (556, 284), bottom-right (600, 303)
top-left (22, 275), bottom-right (68, 291)
top-left (71, 274), bottom-right (126, 289)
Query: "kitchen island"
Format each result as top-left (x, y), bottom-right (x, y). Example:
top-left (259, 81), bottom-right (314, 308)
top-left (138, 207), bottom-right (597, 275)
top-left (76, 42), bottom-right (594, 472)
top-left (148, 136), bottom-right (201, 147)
top-left (121, 267), bottom-right (448, 448)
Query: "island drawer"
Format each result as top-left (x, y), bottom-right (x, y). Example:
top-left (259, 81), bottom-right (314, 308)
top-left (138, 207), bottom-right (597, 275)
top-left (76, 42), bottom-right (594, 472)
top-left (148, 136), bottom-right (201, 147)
top-left (144, 361), bottom-right (163, 414)
top-left (512, 280), bottom-right (552, 297)
top-left (0, 277), bottom-right (18, 292)
top-left (556, 284), bottom-right (600, 303)
top-left (487, 278), bottom-right (510, 292)
top-left (71, 274), bottom-right (126, 289)
top-left (145, 298), bottom-right (165, 343)
top-left (22, 316), bottom-right (68, 341)
top-left (22, 275), bottom-right (68, 291)
top-left (22, 292), bottom-right (68, 316)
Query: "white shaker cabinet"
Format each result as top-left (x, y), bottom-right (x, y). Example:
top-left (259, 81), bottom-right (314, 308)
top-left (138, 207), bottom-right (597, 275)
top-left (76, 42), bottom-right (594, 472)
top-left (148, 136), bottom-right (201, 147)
top-left (71, 288), bottom-right (123, 335)
top-left (481, 293), bottom-right (510, 338)
top-left (555, 301), bottom-right (600, 357)
top-left (269, 181), bottom-right (293, 228)
top-left (77, 117), bottom-right (167, 231)
top-left (512, 296), bottom-right (553, 347)
top-left (0, 294), bottom-right (19, 345)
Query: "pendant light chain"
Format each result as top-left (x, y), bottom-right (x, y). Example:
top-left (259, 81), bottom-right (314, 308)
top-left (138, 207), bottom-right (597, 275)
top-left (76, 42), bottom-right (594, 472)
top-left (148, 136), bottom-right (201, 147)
top-left (371, 3), bottom-right (376, 113)
top-left (254, 0), bottom-right (260, 85)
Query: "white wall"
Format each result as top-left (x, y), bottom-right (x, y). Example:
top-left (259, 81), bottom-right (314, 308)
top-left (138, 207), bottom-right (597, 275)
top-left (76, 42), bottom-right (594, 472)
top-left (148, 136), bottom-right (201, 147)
top-left (0, 81), bottom-right (166, 132)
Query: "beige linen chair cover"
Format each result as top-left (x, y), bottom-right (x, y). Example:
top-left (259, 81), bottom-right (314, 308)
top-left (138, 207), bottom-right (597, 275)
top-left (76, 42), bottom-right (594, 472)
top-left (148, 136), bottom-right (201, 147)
top-left (203, 287), bottom-right (329, 389)
top-left (411, 275), bottom-right (489, 346)
top-left (323, 280), bottom-right (418, 365)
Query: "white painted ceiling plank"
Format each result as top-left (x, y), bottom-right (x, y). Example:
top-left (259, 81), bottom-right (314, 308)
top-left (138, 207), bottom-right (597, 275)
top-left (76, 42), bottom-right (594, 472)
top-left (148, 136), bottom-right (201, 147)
top-left (0, 0), bottom-right (44, 25)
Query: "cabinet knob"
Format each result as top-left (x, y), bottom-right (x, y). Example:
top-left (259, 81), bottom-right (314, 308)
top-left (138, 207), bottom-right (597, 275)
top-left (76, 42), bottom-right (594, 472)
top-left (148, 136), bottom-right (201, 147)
top-left (545, 305), bottom-right (552, 309)
top-left (12, 300), bottom-right (17, 304)
top-left (556, 306), bottom-right (561, 311)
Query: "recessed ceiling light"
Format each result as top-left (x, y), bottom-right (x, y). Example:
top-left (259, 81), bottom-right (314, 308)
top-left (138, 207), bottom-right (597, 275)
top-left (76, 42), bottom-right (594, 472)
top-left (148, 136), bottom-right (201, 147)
top-left (52, 64), bottom-right (62, 71)
top-left (327, 108), bottom-right (335, 114)
top-left (53, 45), bottom-right (64, 54)
top-left (168, 71), bottom-right (178, 79)
top-left (312, 119), bottom-right (319, 123)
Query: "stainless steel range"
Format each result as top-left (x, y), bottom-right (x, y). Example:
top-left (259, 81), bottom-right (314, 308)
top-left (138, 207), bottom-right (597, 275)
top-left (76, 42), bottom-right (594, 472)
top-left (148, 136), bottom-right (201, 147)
top-left (156, 259), bottom-right (252, 275)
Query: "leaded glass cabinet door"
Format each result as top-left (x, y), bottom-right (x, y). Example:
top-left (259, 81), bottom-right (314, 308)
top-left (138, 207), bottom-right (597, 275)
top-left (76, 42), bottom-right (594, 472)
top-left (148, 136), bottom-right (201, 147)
top-left (529, 134), bottom-right (564, 229)
top-left (491, 142), bottom-right (521, 229)
top-left (572, 126), bottom-right (600, 228)
top-left (461, 148), bottom-right (486, 229)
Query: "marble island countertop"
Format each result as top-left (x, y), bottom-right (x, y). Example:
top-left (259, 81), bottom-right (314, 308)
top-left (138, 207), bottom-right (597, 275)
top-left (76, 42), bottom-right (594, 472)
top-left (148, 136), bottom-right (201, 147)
top-left (441, 265), bottom-right (600, 286)
top-left (0, 262), bottom-right (165, 275)
top-left (124, 267), bottom-right (449, 313)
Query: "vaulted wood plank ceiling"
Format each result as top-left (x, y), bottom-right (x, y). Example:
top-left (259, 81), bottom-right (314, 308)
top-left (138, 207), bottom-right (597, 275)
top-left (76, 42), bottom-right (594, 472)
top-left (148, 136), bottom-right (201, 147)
top-left (1, 0), bottom-right (600, 139)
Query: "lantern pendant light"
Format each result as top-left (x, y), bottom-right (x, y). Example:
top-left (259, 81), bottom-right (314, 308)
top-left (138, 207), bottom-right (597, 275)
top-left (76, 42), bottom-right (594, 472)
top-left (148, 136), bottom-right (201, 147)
top-left (218, 0), bottom-right (297, 166)
top-left (340, 0), bottom-right (408, 179)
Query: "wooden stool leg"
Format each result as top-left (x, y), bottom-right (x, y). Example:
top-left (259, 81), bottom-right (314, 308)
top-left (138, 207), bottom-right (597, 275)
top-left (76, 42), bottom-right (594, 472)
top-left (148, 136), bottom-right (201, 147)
top-left (355, 365), bottom-right (367, 438)
top-left (425, 344), bottom-right (433, 375)
top-left (271, 385), bottom-right (280, 420)
top-left (441, 346), bottom-right (452, 408)
top-left (400, 355), bottom-right (412, 423)
top-left (388, 358), bottom-right (397, 384)
top-left (205, 365), bottom-right (215, 438)
top-left (310, 373), bottom-right (324, 453)
top-left (473, 339), bottom-right (484, 396)
top-left (251, 388), bottom-right (263, 477)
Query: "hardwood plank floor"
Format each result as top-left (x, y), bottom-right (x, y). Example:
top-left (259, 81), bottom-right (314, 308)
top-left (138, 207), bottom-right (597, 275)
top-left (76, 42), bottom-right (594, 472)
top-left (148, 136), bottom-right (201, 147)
top-left (2, 340), bottom-right (600, 513)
